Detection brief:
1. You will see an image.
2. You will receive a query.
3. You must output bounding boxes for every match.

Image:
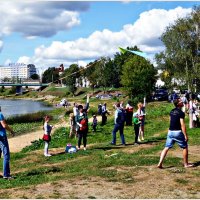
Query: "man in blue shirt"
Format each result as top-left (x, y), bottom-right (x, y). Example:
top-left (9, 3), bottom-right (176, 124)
top-left (0, 106), bottom-right (15, 179)
top-left (157, 98), bottom-right (193, 168)
top-left (110, 103), bottom-right (126, 145)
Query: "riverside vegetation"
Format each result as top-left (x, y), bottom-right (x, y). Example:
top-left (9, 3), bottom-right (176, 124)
top-left (0, 87), bottom-right (200, 198)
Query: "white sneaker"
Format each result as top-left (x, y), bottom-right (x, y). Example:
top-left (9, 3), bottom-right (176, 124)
top-left (138, 138), bottom-right (141, 142)
top-left (44, 154), bottom-right (52, 157)
top-left (141, 137), bottom-right (144, 141)
top-left (84, 147), bottom-right (86, 151)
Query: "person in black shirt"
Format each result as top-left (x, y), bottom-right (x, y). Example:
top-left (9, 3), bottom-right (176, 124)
top-left (157, 98), bottom-right (193, 168)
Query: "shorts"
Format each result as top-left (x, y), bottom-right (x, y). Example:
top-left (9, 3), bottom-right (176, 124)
top-left (165, 130), bottom-right (187, 149)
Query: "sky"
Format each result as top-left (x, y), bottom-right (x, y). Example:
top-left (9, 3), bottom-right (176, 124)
top-left (0, 1), bottom-right (200, 73)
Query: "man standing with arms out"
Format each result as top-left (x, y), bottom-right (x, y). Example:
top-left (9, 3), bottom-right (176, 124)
top-left (0, 106), bottom-right (15, 179)
top-left (157, 98), bottom-right (193, 168)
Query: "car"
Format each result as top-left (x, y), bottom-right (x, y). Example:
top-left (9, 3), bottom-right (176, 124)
top-left (153, 89), bottom-right (168, 101)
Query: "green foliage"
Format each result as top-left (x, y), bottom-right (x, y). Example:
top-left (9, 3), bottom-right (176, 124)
top-left (42, 67), bottom-right (60, 84)
top-left (120, 54), bottom-right (157, 100)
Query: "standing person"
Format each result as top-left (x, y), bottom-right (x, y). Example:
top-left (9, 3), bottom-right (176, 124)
top-left (110, 103), bottom-right (126, 146)
top-left (0, 106), bottom-right (15, 179)
top-left (101, 103), bottom-right (107, 126)
top-left (125, 100), bottom-right (133, 126)
top-left (75, 95), bottom-right (90, 150)
top-left (69, 113), bottom-right (76, 138)
top-left (157, 98), bottom-right (193, 168)
top-left (137, 102), bottom-right (146, 141)
top-left (43, 115), bottom-right (53, 157)
top-left (92, 115), bottom-right (98, 132)
top-left (133, 112), bottom-right (141, 145)
top-left (188, 94), bottom-right (197, 129)
top-left (73, 103), bottom-right (78, 117)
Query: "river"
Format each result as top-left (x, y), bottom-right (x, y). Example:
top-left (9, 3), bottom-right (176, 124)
top-left (0, 99), bottom-right (53, 117)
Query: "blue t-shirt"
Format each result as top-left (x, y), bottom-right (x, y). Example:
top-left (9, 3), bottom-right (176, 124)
top-left (0, 112), bottom-right (6, 137)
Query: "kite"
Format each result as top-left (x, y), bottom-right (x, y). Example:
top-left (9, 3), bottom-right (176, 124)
top-left (119, 47), bottom-right (148, 59)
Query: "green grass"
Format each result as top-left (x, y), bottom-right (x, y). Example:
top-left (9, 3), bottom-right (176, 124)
top-left (0, 98), bottom-right (199, 195)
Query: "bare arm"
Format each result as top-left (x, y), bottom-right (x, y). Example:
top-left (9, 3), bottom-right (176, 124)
top-left (180, 118), bottom-right (188, 142)
top-left (0, 120), bottom-right (15, 136)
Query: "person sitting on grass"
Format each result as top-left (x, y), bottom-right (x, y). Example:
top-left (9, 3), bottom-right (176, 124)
top-left (157, 98), bottom-right (194, 169)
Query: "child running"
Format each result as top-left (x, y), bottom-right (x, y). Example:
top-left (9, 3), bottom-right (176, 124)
top-left (43, 115), bottom-right (53, 157)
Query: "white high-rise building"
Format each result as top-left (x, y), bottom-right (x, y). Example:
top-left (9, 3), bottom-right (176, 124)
top-left (0, 63), bottom-right (37, 81)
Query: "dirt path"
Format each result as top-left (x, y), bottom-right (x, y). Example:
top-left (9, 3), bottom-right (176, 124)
top-left (8, 116), bottom-right (102, 153)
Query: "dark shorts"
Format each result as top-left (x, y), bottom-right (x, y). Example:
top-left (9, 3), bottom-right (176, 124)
top-left (165, 130), bottom-right (187, 149)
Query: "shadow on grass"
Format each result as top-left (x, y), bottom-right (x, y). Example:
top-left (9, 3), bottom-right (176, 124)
top-left (193, 161), bottom-right (200, 167)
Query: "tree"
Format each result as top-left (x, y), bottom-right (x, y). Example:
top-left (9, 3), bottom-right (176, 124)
top-left (60, 64), bottom-right (80, 96)
top-left (121, 55), bottom-right (157, 101)
top-left (30, 73), bottom-right (40, 80)
top-left (155, 6), bottom-right (200, 92)
top-left (42, 67), bottom-right (60, 83)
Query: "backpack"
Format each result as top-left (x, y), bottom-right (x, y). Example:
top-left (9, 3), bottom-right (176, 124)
top-left (116, 109), bottom-right (125, 124)
top-left (80, 118), bottom-right (88, 131)
top-left (98, 105), bottom-right (102, 115)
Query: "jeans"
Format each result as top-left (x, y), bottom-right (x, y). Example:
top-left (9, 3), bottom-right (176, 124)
top-left (77, 130), bottom-right (87, 148)
top-left (0, 136), bottom-right (11, 177)
top-left (111, 123), bottom-right (125, 144)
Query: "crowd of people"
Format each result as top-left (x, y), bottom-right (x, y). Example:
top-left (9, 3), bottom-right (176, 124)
top-left (0, 92), bottom-right (198, 179)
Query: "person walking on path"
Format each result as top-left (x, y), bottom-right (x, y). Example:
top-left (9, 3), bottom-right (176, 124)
top-left (43, 115), bottom-right (54, 157)
top-left (157, 98), bottom-right (193, 169)
top-left (110, 103), bottom-right (126, 145)
top-left (133, 112), bottom-right (141, 145)
top-left (75, 95), bottom-right (90, 150)
top-left (0, 106), bottom-right (15, 179)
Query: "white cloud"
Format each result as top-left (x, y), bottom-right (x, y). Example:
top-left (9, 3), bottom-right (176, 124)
top-left (0, 2), bottom-right (89, 38)
top-left (3, 6), bottom-right (191, 70)
top-left (30, 6), bottom-right (191, 68)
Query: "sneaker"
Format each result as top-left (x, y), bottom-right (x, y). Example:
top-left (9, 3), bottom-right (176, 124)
top-left (141, 137), bottom-right (144, 141)
top-left (121, 143), bottom-right (126, 146)
top-left (110, 142), bottom-right (116, 145)
top-left (84, 147), bottom-right (86, 151)
top-left (138, 138), bottom-right (141, 142)
top-left (3, 176), bottom-right (14, 180)
top-left (134, 142), bottom-right (140, 146)
top-left (44, 154), bottom-right (52, 157)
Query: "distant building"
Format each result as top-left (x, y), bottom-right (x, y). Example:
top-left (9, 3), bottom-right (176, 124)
top-left (0, 63), bottom-right (37, 81)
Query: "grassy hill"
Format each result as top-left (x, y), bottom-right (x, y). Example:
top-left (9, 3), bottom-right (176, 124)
top-left (0, 88), bottom-right (200, 198)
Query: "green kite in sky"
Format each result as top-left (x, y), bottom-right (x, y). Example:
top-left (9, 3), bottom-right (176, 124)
top-left (119, 47), bottom-right (148, 59)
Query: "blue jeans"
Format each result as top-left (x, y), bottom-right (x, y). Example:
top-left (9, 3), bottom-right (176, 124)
top-left (0, 136), bottom-right (11, 177)
top-left (165, 130), bottom-right (187, 149)
top-left (111, 123), bottom-right (125, 144)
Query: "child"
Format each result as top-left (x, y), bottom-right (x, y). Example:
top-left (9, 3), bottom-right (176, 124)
top-left (92, 115), bottom-right (98, 132)
top-left (133, 112), bottom-right (141, 145)
top-left (69, 113), bottom-right (76, 138)
top-left (43, 115), bottom-right (53, 157)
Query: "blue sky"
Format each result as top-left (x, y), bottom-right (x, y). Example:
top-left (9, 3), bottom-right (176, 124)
top-left (0, 1), bottom-right (199, 71)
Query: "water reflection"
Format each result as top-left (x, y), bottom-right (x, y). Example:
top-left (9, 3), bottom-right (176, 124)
top-left (0, 99), bottom-right (53, 117)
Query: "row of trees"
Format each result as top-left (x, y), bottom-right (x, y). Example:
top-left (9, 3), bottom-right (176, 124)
top-left (42, 46), bottom-right (157, 101)
top-left (42, 6), bottom-right (200, 100)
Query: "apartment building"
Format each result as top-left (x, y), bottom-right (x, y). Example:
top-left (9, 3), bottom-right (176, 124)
top-left (0, 63), bottom-right (37, 80)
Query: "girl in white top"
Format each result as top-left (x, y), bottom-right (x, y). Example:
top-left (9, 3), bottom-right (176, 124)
top-left (43, 116), bottom-right (53, 157)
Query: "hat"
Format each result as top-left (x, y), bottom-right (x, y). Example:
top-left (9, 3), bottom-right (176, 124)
top-left (133, 112), bottom-right (138, 117)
